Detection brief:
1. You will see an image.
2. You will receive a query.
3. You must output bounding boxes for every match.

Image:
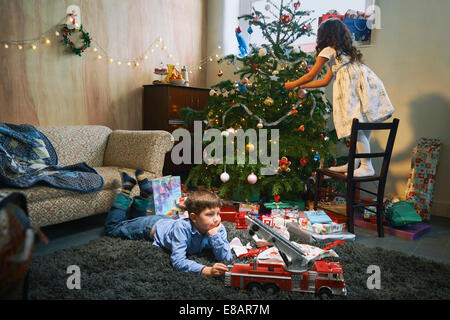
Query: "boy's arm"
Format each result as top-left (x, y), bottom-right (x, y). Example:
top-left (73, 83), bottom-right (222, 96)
top-left (207, 224), bottom-right (233, 262)
top-left (170, 225), bottom-right (206, 274)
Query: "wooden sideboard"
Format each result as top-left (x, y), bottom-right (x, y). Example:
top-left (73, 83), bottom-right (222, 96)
top-left (142, 84), bottom-right (210, 175)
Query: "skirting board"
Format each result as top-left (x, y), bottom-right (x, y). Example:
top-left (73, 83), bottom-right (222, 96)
top-left (432, 201), bottom-right (450, 219)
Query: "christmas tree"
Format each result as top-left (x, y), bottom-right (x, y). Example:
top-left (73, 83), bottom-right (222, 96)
top-left (181, 0), bottom-right (339, 203)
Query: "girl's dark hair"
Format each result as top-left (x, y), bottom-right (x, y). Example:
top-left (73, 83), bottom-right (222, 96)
top-left (315, 18), bottom-right (363, 63)
top-left (185, 190), bottom-right (222, 215)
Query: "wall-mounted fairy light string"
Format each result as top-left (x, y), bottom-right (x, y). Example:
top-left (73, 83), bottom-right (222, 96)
top-left (0, 17), bottom-right (222, 74)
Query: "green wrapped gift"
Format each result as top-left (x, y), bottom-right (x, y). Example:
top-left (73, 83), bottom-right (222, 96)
top-left (264, 199), bottom-right (305, 210)
top-left (385, 201), bottom-right (422, 227)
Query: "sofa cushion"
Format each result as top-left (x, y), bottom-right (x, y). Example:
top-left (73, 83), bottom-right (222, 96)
top-left (38, 126), bottom-right (112, 167)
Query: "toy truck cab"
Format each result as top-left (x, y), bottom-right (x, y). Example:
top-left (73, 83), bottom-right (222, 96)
top-left (311, 260), bottom-right (346, 298)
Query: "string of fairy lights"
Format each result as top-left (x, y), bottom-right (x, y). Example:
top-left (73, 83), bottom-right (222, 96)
top-left (0, 17), bottom-right (221, 74)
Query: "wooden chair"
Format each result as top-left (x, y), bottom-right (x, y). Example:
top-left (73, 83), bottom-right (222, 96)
top-left (314, 118), bottom-right (399, 237)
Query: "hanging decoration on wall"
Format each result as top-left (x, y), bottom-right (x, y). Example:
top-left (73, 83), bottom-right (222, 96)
top-left (60, 24), bottom-right (91, 56)
top-left (0, 6), bottom-right (222, 74)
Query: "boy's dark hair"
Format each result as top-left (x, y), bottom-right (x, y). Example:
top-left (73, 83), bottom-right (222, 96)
top-left (185, 190), bottom-right (222, 215)
top-left (316, 18), bottom-right (363, 63)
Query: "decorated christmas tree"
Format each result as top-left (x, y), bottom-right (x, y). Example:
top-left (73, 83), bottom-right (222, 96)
top-left (181, 0), bottom-right (339, 203)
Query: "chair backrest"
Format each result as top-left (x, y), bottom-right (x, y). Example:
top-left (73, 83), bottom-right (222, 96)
top-left (347, 118), bottom-right (400, 180)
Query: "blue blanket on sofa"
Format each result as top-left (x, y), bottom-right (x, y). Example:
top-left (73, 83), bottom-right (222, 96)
top-left (0, 123), bottom-right (104, 192)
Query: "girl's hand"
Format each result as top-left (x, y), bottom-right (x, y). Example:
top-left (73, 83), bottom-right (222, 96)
top-left (284, 81), bottom-right (297, 90)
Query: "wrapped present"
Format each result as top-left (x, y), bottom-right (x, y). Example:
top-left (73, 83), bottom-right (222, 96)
top-left (304, 210), bottom-right (333, 224)
top-left (298, 218), bottom-right (346, 235)
top-left (264, 199), bottom-right (305, 210)
top-left (152, 176), bottom-right (182, 217)
top-left (405, 138), bottom-right (441, 221)
top-left (220, 205), bottom-right (237, 223)
top-left (262, 215), bottom-right (273, 227)
top-left (239, 203), bottom-right (259, 215)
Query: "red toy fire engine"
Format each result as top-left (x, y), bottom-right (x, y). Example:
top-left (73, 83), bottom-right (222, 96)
top-left (224, 216), bottom-right (347, 299)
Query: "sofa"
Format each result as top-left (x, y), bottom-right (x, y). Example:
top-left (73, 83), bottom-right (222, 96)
top-left (0, 126), bottom-right (174, 227)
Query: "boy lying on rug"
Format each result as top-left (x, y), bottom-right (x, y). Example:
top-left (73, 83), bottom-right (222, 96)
top-left (104, 170), bottom-right (232, 277)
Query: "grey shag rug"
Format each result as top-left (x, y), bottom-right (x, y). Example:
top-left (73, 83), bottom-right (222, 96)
top-left (29, 222), bottom-right (450, 300)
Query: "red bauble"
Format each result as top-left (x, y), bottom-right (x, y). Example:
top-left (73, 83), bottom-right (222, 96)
top-left (300, 158), bottom-right (308, 167)
top-left (274, 195), bottom-right (281, 202)
top-left (281, 14), bottom-right (291, 24)
top-left (236, 26), bottom-right (242, 34)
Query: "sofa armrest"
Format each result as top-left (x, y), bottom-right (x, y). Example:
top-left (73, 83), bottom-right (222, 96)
top-left (103, 130), bottom-right (174, 176)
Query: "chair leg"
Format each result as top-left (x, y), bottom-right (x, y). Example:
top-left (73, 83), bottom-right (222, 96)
top-left (376, 203), bottom-right (384, 237)
top-left (313, 172), bottom-right (322, 210)
top-left (346, 182), bottom-right (355, 234)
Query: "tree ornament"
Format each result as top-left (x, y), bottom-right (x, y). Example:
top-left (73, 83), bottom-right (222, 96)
top-left (258, 48), bottom-right (267, 57)
top-left (220, 172), bottom-right (230, 183)
top-left (217, 70), bottom-right (224, 77)
top-left (274, 194), bottom-right (281, 202)
top-left (314, 153), bottom-right (320, 162)
top-left (300, 158), bottom-right (308, 167)
top-left (289, 108), bottom-right (298, 116)
top-left (235, 26), bottom-right (242, 34)
top-left (294, 1), bottom-right (301, 10)
top-left (296, 125), bottom-right (305, 132)
top-left (246, 143), bottom-right (255, 152)
top-left (281, 14), bottom-right (291, 25)
top-left (257, 121), bottom-right (264, 129)
top-left (60, 24), bottom-right (91, 56)
top-left (247, 173), bottom-right (258, 184)
top-left (264, 97), bottom-right (274, 106)
top-left (247, 26), bottom-right (254, 35)
top-left (277, 157), bottom-right (291, 173)
top-left (298, 88), bottom-right (308, 98)
top-left (209, 89), bottom-right (216, 96)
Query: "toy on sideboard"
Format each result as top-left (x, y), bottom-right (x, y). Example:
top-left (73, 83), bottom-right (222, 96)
top-left (224, 216), bottom-right (347, 299)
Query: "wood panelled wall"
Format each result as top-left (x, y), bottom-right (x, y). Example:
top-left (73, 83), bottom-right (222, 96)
top-left (0, 0), bottom-right (207, 129)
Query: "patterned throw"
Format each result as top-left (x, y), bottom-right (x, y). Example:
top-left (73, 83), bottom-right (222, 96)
top-left (0, 123), bottom-right (103, 192)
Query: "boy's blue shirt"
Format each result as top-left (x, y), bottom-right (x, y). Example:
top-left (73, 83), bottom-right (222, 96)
top-left (152, 217), bottom-right (233, 274)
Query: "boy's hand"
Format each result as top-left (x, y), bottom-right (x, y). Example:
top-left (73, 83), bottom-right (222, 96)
top-left (284, 81), bottom-right (297, 90)
top-left (207, 223), bottom-right (222, 237)
top-left (201, 263), bottom-right (229, 277)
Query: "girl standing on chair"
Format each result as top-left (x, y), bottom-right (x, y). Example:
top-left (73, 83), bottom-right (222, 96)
top-left (285, 18), bottom-right (394, 177)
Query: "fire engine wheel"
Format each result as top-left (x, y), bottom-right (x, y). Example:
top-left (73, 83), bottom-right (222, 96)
top-left (246, 282), bottom-right (263, 293)
top-left (317, 288), bottom-right (333, 300)
top-left (263, 283), bottom-right (279, 295)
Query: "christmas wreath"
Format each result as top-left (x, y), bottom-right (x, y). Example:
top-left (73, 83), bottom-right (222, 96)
top-left (61, 24), bottom-right (91, 56)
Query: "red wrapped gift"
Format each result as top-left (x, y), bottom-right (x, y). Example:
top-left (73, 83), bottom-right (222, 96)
top-left (220, 205), bottom-right (237, 223)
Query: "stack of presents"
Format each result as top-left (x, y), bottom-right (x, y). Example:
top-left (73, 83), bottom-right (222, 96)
top-left (149, 137), bottom-right (440, 242)
top-left (219, 199), bottom-right (355, 244)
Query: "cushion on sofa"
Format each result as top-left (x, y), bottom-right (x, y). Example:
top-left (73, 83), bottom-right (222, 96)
top-left (38, 126), bottom-right (112, 167)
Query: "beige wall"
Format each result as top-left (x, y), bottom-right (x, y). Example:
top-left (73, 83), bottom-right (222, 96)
top-left (0, 0), bottom-right (207, 130)
top-left (356, 0), bottom-right (450, 217)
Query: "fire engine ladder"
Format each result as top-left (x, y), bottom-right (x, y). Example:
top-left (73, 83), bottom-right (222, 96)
top-left (245, 215), bottom-right (309, 273)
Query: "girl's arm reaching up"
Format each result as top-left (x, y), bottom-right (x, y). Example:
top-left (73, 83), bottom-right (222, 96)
top-left (284, 56), bottom-right (331, 90)
top-left (299, 68), bottom-right (334, 89)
